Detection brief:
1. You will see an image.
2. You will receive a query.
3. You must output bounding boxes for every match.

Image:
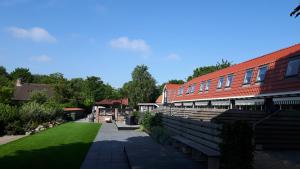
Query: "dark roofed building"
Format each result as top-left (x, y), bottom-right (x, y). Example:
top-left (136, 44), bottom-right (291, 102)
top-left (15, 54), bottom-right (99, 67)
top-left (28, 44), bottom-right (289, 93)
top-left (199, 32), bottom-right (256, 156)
top-left (12, 79), bottom-right (54, 102)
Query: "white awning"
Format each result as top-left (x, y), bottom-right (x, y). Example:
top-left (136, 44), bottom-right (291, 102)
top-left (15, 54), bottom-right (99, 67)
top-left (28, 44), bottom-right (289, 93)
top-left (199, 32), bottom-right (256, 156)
top-left (273, 97), bottom-right (300, 105)
top-left (235, 99), bottom-right (264, 106)
top-left (183, 102), bottom-right (193, 106)
top-left (174, 102), bottom-right (182, 106)
top-left (211, 100), bottom-right (230, 106)
top-left (195, 101), bottom-right (209, 106)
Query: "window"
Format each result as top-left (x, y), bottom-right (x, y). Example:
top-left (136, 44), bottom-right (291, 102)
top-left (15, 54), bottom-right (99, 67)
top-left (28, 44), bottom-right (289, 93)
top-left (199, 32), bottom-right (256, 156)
top-left (217, 77), bottom-right (224, 89)
top-left (205, 80), bottom-right (211, 91)
top-left (190, 83), bottom-right (196, 93)
top-left (178, 87), bottom-right (184, 96)
top-left (243, 69), bottom-right (253, 85)
top-left (256, 66), bottom-right (268, 82)
top-left (186, 86), bottom-right (191, 94)
top-left (199, 82), bottom-right (205, 92)
top-left (286, 59), bottom-right (300, 77)
top-left (225, 74), bottom-right (233, 87)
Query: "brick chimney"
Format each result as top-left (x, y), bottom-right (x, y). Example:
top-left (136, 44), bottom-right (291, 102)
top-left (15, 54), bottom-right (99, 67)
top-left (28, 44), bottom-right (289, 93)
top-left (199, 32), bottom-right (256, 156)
top-left (16, 78), bottom-right (22, 87)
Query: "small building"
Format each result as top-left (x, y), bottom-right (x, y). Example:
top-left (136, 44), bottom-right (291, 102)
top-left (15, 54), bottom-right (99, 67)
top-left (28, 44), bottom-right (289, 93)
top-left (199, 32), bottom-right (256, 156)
top-left (63, 108), bottom-right (85, 120)
top-left (94, 98), bottom-right (129, 108)
top-left (138, 103), bottom-right (159, 112)
top-left (12, 79), bottom-right (54, 102)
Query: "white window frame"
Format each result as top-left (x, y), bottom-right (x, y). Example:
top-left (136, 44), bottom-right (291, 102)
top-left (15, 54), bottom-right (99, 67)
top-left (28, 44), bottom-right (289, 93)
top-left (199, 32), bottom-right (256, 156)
top-left (205, 80), bottom-right (211, 91)
top-left (243, 69), bottom-right (253, 85)
top-left (217, 77), bottom-right (224, 89)
top-left (199, 82), bottom-right (205, 92)
top-left (256, 65), bottom-right (268, 82)
top-left (225, 74), bottom-right (233, 87)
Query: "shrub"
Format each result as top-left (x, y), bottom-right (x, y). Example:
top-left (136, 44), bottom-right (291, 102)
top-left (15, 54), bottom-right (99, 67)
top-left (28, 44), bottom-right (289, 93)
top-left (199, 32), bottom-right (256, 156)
top-left (29, 90), bottom-right (48, 104)
top-left (0, 103), bottom-right (20, 136)
top-left (220, 121), bottom-right (254, 169)
top-left (5, 121), bottom-right (25, 135)
top-left (131, 111), bottom-right (141, 124)
top-left (20, 101), bottom-right (47, 125)
top-left (141, 112), bottom-right (162, 132)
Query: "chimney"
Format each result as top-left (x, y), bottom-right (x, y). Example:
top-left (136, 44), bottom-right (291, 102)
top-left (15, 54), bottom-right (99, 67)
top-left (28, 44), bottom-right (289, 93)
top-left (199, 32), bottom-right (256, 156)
top-left (16, 78), bottom-right (22, 87)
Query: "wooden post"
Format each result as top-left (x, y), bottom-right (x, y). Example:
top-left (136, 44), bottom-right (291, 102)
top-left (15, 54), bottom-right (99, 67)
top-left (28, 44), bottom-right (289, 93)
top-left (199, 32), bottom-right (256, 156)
top-left (115, 108), bottom-right (118, 121)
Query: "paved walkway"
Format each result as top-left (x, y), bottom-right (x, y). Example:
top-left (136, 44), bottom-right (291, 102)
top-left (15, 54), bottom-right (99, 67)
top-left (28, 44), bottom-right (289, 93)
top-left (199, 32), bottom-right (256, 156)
top-left (254, 151), bottom-right (300, 169)
top-left (0, 135), bottom-right (26, 145)
top-left (81, 123), bottom-right (203, 169)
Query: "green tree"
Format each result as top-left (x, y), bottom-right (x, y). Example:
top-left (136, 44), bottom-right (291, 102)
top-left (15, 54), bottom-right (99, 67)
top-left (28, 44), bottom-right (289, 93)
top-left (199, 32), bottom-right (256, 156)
top-left (29, 90), bottom-right (48, 104)
top-left (290, 3), bottom-right (300, 17)
top-left (10, 67), bottom-right (33, 83)
top-left (0, 87), bottom-right (14, 104)
top-left (127, 65), bottom-right (157, 108)
top-left (168, 79), bottom-right (184, 84)
top-left (187, 59), bottom-right (232, 81)
top-left (0, 66), bottom-right (8, 77)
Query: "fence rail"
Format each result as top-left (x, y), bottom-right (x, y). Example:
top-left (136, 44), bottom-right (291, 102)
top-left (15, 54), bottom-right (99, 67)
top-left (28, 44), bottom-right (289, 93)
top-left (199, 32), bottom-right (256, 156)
top-left (161, 115), bottom-right (222, 152)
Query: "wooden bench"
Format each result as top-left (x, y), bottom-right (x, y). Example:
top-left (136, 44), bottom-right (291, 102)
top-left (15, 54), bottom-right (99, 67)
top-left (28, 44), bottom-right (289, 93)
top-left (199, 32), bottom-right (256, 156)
top-left (162, 115), bottom-right (222, 169)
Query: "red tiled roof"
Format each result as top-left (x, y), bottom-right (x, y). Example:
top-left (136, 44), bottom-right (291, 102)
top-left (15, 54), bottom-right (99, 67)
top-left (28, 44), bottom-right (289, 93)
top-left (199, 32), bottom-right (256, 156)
top-left (164, 43), bottom-right (300, 102)
top-left (164, 83), bottom-right (181, 102)
top-left (63, 108), bottom-right (85, 111)
top-left (155, 95), bottom-right (163, 104)
top-left (95, 98), bottom-right (129, 106)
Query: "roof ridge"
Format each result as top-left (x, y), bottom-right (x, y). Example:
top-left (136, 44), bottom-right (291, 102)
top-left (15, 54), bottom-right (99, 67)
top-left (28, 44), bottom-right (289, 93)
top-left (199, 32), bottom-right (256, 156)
top-left (187, 43), bottom-right (300, 83)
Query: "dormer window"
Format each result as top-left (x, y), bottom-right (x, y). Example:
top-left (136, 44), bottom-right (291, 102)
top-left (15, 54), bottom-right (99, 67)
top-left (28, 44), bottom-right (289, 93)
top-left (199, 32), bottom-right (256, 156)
top-left (225, 74), bottom-right (233, 87)
top-left (243, 69), bottom-right (253, 85)
top-left (199, 82), bottom-right (205, 92)
top-left (190, 83), bottom-right (196, 93)
top-left (256, 65), bottom-right (268, 82)
top-left (286, 58), bottom-right (300, 77)
top-left (205, 80), bottom-right (211, 91)
top-left (217, 77), bottom-right (224, 89)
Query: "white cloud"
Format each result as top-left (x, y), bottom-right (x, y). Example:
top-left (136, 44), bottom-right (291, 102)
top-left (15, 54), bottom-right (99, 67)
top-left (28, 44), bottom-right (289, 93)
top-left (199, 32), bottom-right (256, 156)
top-left (109, 37), bottom-right (150, 55)
top-left (7, 27), bottom-right (56, 42)
top-left (31, 55), bottom-right (52, 62)
top-left (166, 53), bottom-right (181, 61)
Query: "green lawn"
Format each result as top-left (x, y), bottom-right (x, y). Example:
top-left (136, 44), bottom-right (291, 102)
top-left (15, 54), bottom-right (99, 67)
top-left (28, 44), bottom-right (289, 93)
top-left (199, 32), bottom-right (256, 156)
top-left (0, 122), bottom-right (100, 169)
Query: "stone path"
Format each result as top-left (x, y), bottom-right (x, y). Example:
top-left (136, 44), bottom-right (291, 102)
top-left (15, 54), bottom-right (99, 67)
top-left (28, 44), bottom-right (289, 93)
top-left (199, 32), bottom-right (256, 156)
top-left (0, 135), bottom-right (26, 145)
top-left (81, 123), bottom-right (203, 169)
top-left (254, 151), bottom-right (300, 169)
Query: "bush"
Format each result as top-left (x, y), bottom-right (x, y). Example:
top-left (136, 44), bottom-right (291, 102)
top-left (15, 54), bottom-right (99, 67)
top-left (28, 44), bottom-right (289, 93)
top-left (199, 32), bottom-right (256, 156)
top-left (0, 103), bottom-right (20, 136)
top-left (5, 121), bottom-right (25, 135)
top-left (141, 112), bottom-right (161, 132)
top-left (131, 111), bottom-right (141, 124)
top-left (20, 101), bottom-right (63, 131)
top-left (29, 90), bottom-right (48, 104)
top-left (220, 121), bottom-right (254, 169)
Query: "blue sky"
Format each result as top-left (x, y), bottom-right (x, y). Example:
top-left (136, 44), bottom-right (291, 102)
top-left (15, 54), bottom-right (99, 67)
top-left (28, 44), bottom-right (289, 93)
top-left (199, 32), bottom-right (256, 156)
top-left (0, 0), bottom-right (299, 88)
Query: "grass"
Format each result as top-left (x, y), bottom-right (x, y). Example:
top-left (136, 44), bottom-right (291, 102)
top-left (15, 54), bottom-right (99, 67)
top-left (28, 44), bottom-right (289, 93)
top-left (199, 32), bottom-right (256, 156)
top-left (0, 122), bottom-right (101, 169)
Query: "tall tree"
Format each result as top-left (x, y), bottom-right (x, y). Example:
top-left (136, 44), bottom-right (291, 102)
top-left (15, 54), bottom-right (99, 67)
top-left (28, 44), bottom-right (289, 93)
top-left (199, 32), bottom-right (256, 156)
top-left (10, 68), bottom-right (33, 83)
top-left (187, 59), bottom-right (232, 81)
top-left (127, 65), bottom-right (157, 108)
top-left (168, 79), bottom-right (184, 84)
top-left (290, 3), bottom-right (300, 17)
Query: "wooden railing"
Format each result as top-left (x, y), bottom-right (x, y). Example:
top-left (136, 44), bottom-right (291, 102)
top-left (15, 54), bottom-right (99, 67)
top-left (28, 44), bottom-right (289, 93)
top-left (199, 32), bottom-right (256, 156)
top-left (161, 115), bottom-right (222, 153)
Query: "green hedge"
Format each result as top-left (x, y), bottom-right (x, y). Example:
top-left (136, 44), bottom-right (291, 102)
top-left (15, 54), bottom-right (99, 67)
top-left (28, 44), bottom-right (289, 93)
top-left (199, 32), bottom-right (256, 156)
top-left (0, 103), bottom-right (22, 136)
top-left (0, 101), bottom-right (63, 136)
